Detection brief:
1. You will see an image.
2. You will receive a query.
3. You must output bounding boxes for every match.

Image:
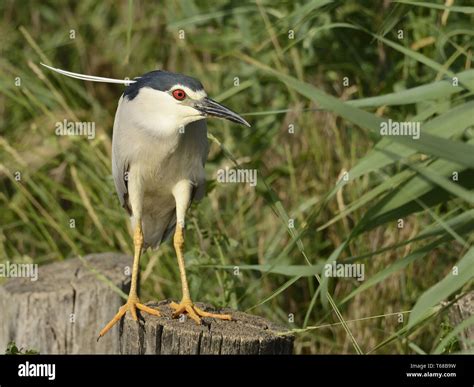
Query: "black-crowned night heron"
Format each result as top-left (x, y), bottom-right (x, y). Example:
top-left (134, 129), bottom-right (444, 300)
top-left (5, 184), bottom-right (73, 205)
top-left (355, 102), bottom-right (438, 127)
top-left (96, 70), bottom-right (249, 338)
top-left (41, 65), bottom-right (251, 339)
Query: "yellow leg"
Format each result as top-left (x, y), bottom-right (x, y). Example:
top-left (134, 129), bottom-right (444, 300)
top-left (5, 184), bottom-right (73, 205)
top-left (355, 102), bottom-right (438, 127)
top-left (97, 221), bottom-right (160, 340)
top-left (170, 224), bottom-right (232, 324)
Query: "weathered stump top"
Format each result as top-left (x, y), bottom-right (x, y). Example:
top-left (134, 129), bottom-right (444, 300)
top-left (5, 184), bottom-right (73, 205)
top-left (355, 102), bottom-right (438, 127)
top-left (120, 300), bottom-right (294, 354)
top-left (0, 253), bottom-right (130, 295)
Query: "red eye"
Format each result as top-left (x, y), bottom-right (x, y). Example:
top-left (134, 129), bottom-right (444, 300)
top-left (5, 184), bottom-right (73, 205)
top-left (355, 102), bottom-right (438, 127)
top-left (172, 89), bottom-right (186, 100)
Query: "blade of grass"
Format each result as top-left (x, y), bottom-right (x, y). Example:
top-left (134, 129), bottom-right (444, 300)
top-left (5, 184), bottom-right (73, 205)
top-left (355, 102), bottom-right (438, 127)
top-left (408, 246), bottom-right (474, 329)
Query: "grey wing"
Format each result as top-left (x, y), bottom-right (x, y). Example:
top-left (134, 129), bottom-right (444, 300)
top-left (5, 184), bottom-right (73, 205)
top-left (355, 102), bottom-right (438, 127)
top-left (112, 148), bottom-right (131, 214)
top-left (191, 120), bottom-right (209, 202)
top-left (111, 96), bottom-right (131, 215)
top-left (191, 179), bottom-right (206, 202)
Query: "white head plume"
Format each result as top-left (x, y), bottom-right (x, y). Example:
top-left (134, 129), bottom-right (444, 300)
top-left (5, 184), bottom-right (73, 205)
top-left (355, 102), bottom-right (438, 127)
top-left (40, 63), bottom-right (137, 85)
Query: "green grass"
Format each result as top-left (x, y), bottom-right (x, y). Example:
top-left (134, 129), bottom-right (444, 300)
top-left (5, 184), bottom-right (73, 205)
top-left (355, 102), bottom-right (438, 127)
top-left (5, 341), bottom-right (39, 355)
top-left (1, 0), bottom-right (473, 354)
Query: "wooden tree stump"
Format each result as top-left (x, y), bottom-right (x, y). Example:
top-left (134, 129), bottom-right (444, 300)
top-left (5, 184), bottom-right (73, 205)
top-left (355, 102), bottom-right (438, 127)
top-left (119, 300), bottom-right (294, 354)
top-left (0, 253), bottom-right (131, 354)
top-left (0, 254), bottom-right (294, 354)
top-left (449, 291), bottom-right (474, 352)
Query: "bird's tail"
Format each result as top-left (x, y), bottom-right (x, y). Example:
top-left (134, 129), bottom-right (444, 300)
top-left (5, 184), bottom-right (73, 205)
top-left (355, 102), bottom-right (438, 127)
top-left (141, 212), bottom-right (176, 250)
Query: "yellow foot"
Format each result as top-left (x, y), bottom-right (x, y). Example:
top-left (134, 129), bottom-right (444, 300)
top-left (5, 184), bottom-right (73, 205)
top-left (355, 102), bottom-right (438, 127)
top-left (97, 297), bottom-right (160, 340)
top-left (170, 299), bottom-right (232, 324)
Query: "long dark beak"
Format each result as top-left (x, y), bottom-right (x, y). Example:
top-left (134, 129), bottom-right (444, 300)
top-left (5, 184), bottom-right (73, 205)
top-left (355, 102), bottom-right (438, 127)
top-left (196, 97), bottom-right (251, 127)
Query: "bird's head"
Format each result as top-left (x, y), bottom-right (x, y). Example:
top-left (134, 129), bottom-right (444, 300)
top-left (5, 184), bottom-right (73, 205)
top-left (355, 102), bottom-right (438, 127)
top-left (122, 70), bottom-right (250, 136)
